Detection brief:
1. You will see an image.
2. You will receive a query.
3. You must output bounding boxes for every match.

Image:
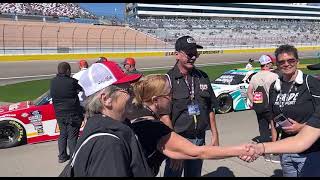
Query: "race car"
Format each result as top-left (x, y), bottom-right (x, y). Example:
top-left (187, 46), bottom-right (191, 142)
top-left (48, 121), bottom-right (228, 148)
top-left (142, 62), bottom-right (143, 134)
top-left (211, 68), bottom-right (260, 114)
top-left (0, 91), bottom-right (85, 149)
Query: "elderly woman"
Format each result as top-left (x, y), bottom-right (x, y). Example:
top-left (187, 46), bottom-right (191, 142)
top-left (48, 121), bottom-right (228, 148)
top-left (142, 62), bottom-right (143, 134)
top-left (129, 74), bottom-right (256, 176)
top-left (66, 61), bottom-right (153, 177)
top-left (240, 44), bottom-right (320, 177)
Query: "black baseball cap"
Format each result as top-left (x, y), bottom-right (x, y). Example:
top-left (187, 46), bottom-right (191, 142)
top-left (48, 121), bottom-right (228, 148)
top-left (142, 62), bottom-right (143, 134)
top-left (175, 36), bottom-right (203, 55)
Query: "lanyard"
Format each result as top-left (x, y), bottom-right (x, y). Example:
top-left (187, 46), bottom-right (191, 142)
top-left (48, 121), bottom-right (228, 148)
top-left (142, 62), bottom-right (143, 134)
top-left (278, 81), bottom-right (295, 113)
top-left (184, 75), bottom-right (195, 100)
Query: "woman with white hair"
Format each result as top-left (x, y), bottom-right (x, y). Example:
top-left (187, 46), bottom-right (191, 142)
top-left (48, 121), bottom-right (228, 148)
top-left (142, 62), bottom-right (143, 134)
top-left (62, 61), bottom-right (153, 177)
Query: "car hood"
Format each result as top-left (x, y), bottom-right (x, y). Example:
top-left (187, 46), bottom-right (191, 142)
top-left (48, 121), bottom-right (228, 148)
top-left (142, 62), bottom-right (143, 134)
top-left (211, 83), bottom-right (240, 95)
top-left (0, 101), bottom-right (33, 113)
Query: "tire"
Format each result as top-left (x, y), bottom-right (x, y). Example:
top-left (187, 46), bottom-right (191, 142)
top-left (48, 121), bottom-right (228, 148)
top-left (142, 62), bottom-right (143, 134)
top-left (216, 93), bottom-right (233, 114)
top-left (0, 120), bottom-right (26, 149)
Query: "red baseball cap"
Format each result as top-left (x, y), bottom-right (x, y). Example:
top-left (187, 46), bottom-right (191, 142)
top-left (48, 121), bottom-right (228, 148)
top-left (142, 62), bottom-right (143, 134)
top-left (123, 57), bottom-right (136, 65)
top-left (78, 61), bottom-right (142, 96)
top-left (79, 59), bottom-right (88, 68)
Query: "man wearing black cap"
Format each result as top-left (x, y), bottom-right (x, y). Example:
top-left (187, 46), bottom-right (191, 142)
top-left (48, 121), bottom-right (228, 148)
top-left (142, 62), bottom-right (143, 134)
top-left (161, 36), bottom-right (219, 177)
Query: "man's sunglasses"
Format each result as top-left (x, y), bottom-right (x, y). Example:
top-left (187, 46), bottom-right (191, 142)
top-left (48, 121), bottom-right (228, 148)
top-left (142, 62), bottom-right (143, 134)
top-left (277, 58), bottom-right (298, 66)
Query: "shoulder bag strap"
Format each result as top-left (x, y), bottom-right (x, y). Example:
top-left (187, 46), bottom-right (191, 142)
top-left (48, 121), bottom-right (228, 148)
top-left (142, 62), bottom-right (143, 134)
top-left (70, 132), bottom-right (120, 167)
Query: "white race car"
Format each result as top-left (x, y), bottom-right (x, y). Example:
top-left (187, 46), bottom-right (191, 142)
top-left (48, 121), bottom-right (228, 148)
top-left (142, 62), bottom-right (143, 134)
top-left (211, 68), bottom-right (260, 114)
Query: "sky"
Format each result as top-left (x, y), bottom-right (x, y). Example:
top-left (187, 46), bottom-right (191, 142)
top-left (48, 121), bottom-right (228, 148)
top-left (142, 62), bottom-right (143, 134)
top-left (79, 3), bottom-right (125, 19)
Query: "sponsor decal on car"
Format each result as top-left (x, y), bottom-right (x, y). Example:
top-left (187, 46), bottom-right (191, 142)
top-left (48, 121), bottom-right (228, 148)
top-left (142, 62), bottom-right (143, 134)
top-left (0, 114), bottom-right (16, 118)
top-left (28, 110), bottom-right (44, 135)
top-left (21, 113), bottom-right (29, 118)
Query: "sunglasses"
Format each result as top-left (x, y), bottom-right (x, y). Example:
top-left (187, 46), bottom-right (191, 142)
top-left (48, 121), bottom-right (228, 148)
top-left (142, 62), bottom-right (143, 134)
top-left (277, 58), bottom-right (298, 66)
top-left (111, 85), bottom-right (133, 95)
top-left (180, 51), bottom-right (200, 60)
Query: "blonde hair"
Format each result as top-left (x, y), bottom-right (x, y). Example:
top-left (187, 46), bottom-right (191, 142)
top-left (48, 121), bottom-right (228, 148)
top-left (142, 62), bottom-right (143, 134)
top-left (132, 74), bottom-right (170, 106)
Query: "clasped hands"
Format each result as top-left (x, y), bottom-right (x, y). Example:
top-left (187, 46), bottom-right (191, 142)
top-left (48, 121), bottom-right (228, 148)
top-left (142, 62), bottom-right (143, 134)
top-left (238, 143), bottom-right (265, 163)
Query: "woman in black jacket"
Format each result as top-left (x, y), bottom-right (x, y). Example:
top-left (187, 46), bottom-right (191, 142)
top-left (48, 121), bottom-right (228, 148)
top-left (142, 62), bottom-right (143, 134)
top-left (129, 74), bottom-right (256, 176)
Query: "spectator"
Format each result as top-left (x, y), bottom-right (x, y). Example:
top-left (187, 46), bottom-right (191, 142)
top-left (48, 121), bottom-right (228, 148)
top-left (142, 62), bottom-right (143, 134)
top-left (122, 57), bottom-right (142, 75)
top-left (247, 54), bottom-right (279, 162)
top-left (129, 74), bottom-right (255, 176)
top-left (72, 59), bottom-right (89, 107)
top-left (96, 56), bottom-right (108, 63)
top-left (245, 58), bottom-right (254, 69)
top-left (70, 61), bottom-right (153, 177)
top-left (241, 44), bottom-right (320, 177)
top-left (50, 62), bottom-right (84, 163)
top-left (162, 36), bottom-right (219, 177)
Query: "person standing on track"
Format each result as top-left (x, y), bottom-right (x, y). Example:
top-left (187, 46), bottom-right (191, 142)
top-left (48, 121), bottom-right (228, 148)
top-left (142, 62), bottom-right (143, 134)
top-left (50, 62), bottom-right (84, 163)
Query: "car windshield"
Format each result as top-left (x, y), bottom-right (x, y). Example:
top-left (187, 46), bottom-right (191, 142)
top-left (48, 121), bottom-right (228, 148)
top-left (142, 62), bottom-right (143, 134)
top-left (33, 91), bottom-right (51, 106)
top-left (213, 73), bottom-right (245, 85)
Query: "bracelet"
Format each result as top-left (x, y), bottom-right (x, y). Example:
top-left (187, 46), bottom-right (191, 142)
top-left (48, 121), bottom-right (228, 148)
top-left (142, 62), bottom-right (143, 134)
top-left (261, 143), bottom-right (266, 155)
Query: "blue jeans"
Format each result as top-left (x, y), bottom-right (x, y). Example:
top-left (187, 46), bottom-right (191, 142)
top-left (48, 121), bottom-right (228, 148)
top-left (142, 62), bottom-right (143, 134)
top-left (280, 151), bottom-right (320, 177)
top-left (164, 137), bottom-right (205, 177)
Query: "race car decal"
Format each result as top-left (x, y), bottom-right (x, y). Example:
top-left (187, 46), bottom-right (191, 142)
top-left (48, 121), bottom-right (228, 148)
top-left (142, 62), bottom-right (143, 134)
top-left (28, 110), bottom-right (44, 135)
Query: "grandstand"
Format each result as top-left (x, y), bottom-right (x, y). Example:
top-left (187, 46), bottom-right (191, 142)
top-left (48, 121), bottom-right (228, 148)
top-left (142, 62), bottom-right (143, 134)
top-left (126, 3), bottom-right (320, 49)
top-left (0, 3), bottom-right (168, 55)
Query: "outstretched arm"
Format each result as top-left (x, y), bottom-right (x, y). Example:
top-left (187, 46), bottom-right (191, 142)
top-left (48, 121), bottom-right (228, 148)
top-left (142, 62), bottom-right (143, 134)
top-left (157, 132), bottom-right (253, 160)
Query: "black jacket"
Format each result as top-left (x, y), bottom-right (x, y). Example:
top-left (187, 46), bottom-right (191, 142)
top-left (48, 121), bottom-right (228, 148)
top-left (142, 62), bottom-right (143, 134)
top-left (167, 64), bottom-right (218, 137)
top-left (50, 74), bottom-right (83, 118)
top-left (73, 114), bottom-right (153, 177)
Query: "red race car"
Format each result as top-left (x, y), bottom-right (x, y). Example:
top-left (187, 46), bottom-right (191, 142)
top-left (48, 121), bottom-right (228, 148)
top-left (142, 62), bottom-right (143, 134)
top-left (0, 91), bottom-right (85, 149)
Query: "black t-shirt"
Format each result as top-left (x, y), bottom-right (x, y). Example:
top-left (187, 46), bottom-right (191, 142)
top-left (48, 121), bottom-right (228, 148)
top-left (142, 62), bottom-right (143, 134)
top-left (130, 118), bottom-right (172, 176)
top-left (269, 73), bottom-right (320, 154)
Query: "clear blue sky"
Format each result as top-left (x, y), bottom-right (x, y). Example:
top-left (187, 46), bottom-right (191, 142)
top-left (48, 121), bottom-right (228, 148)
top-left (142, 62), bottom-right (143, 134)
top-left (79, 3), bottom-right (125, 19)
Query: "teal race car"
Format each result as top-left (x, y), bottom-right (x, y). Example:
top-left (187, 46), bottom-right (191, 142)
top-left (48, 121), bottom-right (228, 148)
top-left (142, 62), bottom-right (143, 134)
top-left (211, 68), bottom-right (260, 114)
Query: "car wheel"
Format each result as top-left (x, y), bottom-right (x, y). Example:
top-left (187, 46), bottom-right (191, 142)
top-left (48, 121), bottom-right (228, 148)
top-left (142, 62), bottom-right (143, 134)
top-left (0, 120), bottom-right (26, 149)
top-left (216, 93), bottom-right (233, 114)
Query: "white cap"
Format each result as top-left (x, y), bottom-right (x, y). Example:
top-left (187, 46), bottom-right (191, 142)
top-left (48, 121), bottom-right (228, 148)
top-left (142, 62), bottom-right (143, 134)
top-left (259, 55), bottom-right (272, 65)
top-left (78, 61), bottom-right (141, 97)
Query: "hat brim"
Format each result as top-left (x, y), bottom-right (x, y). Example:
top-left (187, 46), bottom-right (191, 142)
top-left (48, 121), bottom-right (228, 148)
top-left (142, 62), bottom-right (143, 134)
top-left (307, 63), bottom-right (320, 70)
top-left (196, 44), bottom-right (203, 49)
top-left (113, 73), bottom-right (142, 85)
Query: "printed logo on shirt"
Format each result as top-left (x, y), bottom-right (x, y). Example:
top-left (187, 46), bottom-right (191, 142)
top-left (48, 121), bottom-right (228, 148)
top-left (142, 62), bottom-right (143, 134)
top-left (200, 84), bottom-right (208, 91)
top-left (274, 93), bottom-right (299, 107)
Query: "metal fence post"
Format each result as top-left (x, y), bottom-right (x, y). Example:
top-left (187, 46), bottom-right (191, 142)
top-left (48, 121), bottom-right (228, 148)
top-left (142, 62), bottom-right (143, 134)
top-left (124, 28), bottom-right (129, 52)
top-left (112, 29), bottom-right (118, 52)
top-left (22, 25), bottom-right (26, 54)
top-left (57, 26), bottom-right (60, 53)
top-left (134, 31), bottom-right (138, 52)
top-left (72, 27), bottom-right (76, 53)
top-left (40, 25), bottom-right (45, 54)
top-left (99, 28), bottom-right (106, 52)
top-left (2, 24), bottom-right (5, 54)
top-left (86, 28), bottom-right (91, 53)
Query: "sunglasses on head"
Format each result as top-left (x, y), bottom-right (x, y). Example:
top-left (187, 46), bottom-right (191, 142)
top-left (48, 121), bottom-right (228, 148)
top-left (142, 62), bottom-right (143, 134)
top-left (277, 58), bottom-right (298, 66)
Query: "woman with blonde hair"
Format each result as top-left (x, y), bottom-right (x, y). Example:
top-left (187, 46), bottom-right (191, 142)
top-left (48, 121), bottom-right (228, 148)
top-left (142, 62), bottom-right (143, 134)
top-left (129, 74), bottom-right (255, 176)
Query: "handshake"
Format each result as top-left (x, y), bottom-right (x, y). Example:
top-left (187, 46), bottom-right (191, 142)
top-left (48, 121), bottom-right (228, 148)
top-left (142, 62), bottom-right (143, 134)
top-left (237, 142), bottom-right (266, 163)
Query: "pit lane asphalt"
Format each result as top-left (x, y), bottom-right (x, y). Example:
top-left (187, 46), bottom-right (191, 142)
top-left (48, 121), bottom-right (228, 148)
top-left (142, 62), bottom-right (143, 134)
top-left (0, 110), bottom-right (281, 177)
top-left (0, 50), bottom-right (318, 85)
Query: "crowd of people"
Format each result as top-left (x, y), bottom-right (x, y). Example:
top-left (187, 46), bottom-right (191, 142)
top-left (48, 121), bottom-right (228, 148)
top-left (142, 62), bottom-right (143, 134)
top-left (131, 17), bottom-right (320, 48)
top-left (49, 35), bottom-right (320, 177)
top-left (0, 3), bottom-right (96, 19)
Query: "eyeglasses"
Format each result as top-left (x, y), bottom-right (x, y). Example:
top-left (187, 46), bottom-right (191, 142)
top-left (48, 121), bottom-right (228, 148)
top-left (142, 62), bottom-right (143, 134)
top-left (180, 51), bottom-right (200, 60)
top-left (111, 85), bottom-right (133, 96)
top-left (277, 58), bottom-right (298, 66)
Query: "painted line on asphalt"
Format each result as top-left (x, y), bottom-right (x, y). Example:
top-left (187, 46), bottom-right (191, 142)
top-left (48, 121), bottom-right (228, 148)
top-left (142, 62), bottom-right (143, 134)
top-left (0, 55), bottom-right (315, 80)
